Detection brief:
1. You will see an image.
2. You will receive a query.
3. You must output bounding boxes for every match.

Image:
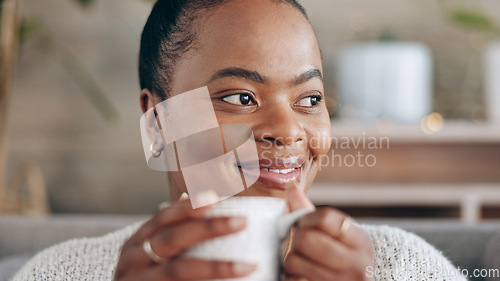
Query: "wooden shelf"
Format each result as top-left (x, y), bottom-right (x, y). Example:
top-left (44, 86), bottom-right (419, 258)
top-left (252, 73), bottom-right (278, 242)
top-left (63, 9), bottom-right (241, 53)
top-left (315, 141), bottom-right (500, 183)
top-left (313, 121), bottom-right (500, 220)
top-left (330, 120), bottom-right (500, 143)
top-left (307, 183), bottom-right (500, 223)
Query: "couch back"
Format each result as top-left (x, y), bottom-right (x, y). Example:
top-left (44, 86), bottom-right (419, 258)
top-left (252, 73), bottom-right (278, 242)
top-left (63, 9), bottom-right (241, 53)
top-left (362, 219), bottom-right (500, 281)
top-left (1, 216), bottom-right (499, 281)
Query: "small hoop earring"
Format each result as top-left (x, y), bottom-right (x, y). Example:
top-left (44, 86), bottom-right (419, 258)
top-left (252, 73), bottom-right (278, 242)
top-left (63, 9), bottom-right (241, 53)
top-left (150, 143), bottom-right (162, 158)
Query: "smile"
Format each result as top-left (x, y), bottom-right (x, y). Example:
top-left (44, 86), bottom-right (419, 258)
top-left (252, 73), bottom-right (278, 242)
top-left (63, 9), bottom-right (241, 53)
top-left (237, 157), bottom-right (305, 190)
top-left (261, 167), bottom-right (296, 174)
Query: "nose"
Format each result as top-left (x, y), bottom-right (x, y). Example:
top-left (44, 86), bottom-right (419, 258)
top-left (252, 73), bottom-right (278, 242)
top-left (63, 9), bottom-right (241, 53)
top-left (253, 105), bottom-right (305, 147)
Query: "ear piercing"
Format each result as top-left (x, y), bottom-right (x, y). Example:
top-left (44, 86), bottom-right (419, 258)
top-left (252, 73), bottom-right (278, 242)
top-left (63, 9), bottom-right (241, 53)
top-left (150, 143), bottom-right (162, 158)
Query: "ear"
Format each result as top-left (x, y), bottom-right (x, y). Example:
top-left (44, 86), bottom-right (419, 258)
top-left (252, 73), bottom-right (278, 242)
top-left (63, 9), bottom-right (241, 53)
top-left (140, 88), bottom-right (163, 131)
top-left (140, 88), bottom-right (161, 113)
top-left (140, 88), bottom-right (163, 149)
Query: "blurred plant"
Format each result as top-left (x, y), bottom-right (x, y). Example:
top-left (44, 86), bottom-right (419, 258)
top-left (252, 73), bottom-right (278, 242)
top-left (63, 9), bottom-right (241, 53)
top-left (436, 0), bottom-right (499, 35)
top-left (448, 8), bottom-right (499, 34)
top-left (10, 0), bottom-right (120, 123)
top-left (19, 18), bottom-right (39, 44)
top-left (376, 29), bottom-right (399, 42)
top-left (73, 0), bottom-right (96, 9)
top-left (436, 1), bottom-right (500, 119)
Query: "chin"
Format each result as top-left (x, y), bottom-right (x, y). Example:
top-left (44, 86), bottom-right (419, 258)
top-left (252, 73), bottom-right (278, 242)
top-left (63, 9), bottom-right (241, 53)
top-left (234, 184), bottom-right (282, 198)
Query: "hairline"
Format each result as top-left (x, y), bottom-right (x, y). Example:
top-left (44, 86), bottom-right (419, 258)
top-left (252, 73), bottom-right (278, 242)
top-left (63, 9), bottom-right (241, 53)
top-left (141, 0), bottom-right (311, 100)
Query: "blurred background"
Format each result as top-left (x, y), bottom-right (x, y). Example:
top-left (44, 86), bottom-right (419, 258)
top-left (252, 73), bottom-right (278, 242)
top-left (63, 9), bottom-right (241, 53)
top-left (1, 0), bottom-right (500, 221)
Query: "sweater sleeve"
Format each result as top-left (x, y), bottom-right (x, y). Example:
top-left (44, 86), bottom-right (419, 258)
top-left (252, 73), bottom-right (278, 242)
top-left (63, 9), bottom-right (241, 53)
top-left (360, 224), bottom-right (468, 281)
top-left (10, 223), bottom-right (139, 281)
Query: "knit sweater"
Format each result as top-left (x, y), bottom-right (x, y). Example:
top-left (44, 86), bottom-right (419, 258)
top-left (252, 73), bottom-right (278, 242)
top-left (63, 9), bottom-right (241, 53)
top-left (11, 223), bottom-right (467, 281)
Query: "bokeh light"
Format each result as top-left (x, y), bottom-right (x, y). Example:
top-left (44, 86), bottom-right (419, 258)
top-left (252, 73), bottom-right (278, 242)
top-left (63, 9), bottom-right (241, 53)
top-left (421, 112), bottom-right (444, 134)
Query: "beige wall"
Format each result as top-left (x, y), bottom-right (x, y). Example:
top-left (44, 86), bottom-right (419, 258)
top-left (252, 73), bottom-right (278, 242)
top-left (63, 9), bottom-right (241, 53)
top-left (5, 0), bottom-right (500, 213)
top-left (302, 0), bottom-right (500, 119)
top-left (8, 0), bottom-right (167, 213)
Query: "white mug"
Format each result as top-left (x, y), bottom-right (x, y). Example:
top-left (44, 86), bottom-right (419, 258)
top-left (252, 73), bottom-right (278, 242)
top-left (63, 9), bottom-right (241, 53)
top-left (183, 196), bottom-right (313, 281)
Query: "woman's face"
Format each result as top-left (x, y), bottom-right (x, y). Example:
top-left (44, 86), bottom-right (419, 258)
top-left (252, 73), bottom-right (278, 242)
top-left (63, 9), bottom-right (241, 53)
top-left (166, 0), bottom-right (332, 199)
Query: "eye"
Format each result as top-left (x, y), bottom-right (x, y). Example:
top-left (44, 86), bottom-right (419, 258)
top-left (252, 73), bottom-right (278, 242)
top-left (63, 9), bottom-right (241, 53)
top-left (222, 93), bottom-right (256, 106)
top-left (296, 95), bottom-right (321, 107)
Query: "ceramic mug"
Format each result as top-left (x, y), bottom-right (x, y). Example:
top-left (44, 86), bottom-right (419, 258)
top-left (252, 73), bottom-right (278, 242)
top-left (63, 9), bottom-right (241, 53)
top-left (183, 196), bottom-right (313, 281)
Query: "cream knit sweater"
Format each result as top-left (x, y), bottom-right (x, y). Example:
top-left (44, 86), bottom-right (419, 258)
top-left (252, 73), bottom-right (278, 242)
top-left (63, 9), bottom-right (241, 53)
top-left (11, 223), bottom-right (467, 281)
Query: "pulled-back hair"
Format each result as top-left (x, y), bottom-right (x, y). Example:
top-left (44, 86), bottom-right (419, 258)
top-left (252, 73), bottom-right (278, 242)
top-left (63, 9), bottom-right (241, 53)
top-left (139, 0), bottom-right (308, 100)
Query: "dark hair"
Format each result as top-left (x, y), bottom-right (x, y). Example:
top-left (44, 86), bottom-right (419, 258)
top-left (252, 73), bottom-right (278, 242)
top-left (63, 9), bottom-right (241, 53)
top-left (139, 0), bottom-right (309, 100)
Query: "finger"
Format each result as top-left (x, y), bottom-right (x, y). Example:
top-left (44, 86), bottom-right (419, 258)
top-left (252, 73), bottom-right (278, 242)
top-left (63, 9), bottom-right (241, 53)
top-left (151, 216), bottom-right (247, 260)
top-left (115, 238), bottom-right (161, 273)
top-left (285, 183), bottom-right (315, 212)
top-left (156, 192), bottom-right (188, 209)
top-left (129, 199), bottom-right (212, 244)
top-left (283, 274), bottom-right (310, 281)
top-left (117, 270), bottom-right (158, 281)
top-left (297, 207), bottom-right (369, 249)
top-left (292, 229), bottom-right (353, 271)
top-left (119, 216), bottom-right (247, 270)
top-left (283, 253), bottom-right (335, 281)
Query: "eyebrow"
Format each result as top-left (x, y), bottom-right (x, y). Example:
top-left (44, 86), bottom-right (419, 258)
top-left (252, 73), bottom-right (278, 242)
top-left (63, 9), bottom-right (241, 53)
top-left (206, 67), bottom-right (266, 84)
top-left (290, 69), bottom-right (323, 86)
top-left (206, 67), bottom-right (323, 86)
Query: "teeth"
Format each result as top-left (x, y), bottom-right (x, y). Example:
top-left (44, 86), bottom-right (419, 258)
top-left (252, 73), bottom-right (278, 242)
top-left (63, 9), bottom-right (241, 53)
top-left (262, 168), bottom-right (296, 174)
top-left (280, 168), bottom-right (294, 174)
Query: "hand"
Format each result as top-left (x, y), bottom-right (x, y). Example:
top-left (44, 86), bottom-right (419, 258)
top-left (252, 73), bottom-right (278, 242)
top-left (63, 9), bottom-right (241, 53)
top-left (283, 187), bottom-right (375, 281)
top-left (113, 199), bottom-right (256, 281)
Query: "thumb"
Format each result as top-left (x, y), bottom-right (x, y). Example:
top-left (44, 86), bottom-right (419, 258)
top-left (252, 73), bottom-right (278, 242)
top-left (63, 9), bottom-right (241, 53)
top-left (285, 182), bottom-right (315, 212)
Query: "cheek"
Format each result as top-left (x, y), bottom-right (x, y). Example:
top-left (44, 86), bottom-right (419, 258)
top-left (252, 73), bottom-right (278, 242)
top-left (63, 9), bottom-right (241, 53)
top-left (307, 115), bottom-right (332, 157)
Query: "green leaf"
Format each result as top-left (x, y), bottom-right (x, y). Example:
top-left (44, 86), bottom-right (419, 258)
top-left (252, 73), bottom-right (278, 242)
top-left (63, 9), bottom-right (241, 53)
top-left (73, 0), bottom-right (96, 9)
top-left (377, 29), bottom-right (398, 42)
top-left (19, 19), bottom-right (41, 45)
top-left (449, 9), bottom-right (497, 31)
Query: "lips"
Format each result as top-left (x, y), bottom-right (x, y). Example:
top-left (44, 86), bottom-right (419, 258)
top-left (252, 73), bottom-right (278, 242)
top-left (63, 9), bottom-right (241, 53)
top-left (238, 157), bottom-right (304, 190)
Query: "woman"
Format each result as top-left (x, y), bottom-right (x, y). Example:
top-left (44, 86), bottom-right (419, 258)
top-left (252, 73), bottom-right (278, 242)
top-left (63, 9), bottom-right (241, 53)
top-left (13, 0), bottom-right (466, 280)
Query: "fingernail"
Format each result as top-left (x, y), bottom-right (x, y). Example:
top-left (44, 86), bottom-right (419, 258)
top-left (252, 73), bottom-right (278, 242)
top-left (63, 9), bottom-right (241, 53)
top-left (232, 262), bottom-right (256, 275)
top-left (228, 217), bottom-right (246, 230)
top-left (157, 201), bottom-right (169, 210)
top-left (286, 183), bottom-right (315, 211)
top-left (179, 192), bottom-right (189, 201)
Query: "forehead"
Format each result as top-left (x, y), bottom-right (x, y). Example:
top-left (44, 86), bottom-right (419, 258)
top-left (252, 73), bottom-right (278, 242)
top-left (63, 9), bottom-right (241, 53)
top-left (170, 0), bottom-right (322, 93)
